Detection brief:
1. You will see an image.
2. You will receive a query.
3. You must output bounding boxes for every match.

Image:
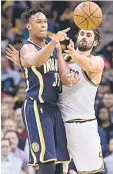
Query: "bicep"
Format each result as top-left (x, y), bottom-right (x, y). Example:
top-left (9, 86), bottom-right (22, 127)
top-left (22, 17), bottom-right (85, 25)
top-left (20, 44), bottom-right (37, 67)
top-left (89, 56), bottom-right (104, 73)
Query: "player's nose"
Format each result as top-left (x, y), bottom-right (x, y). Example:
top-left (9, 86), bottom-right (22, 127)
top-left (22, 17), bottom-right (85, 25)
top-left (41, 22), bottom-right (47, 28)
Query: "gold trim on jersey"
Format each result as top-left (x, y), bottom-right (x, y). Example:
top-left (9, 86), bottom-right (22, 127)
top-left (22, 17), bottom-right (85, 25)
top-left (78, 164), bottom-right (105, 174)
top-left (34, 101), bottom-right (58, 163)
top-left (31, 66), bottom-right (44, 103)
top-left (24, 68), bottom-right (29, 91)
top-left (41, 159), bottom-right (57, 163)
top-left (34, 100), bottom-right (45, 161)
top-left (27, 163), bottom-right (39, 167)
top-left (55, 161), bottom-right (70, 164)
top-left (24, 99), bottom-right (37, 165)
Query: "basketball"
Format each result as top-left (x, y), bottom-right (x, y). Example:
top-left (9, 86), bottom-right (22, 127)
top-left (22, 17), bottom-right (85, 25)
top-left (73, 1), bottom-right (102, 30)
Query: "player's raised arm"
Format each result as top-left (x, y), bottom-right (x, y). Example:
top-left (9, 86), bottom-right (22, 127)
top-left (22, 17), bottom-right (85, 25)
top-left (20, 28), bottom-right (70, 68)
top-left (65, 40), bottom-right (104, 73)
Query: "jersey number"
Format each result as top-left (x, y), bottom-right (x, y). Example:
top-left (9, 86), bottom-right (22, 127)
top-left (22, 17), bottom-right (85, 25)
top-left (52, 73), bottom-right (60, 87)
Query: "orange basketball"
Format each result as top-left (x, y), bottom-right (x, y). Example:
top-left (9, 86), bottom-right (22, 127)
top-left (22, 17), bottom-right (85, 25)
top-left (73, 1), bottom-right (102, 30)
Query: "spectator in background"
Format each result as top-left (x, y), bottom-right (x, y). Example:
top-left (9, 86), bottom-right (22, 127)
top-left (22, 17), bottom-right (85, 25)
top-left (1, 138), bottom-right (23, 174)
top-left (3, 119), bottom-right (17, 134)
top-left (14, 108), bottom-right (27, 141)
top-left (3, 118), bottom-right (26, 151)
top-left (98, 126), bottom-right (108, 156)
top-left (2, 95), bottom-right (15, 110)
top-left (5, 131), bottom-right (28, 173)
top-left (98, 107), bottom-right (113, 143)
top-left (104, 153), bottom-right (113, 174)
top-left (1, 104), bottom-right (11, 124)
top-left (102, 93), bottom-right (113, 110)
top-left (110, 107), bottom-right (113, 124)
top-left (47, 12), bottom-right (59, 33)
top-left (1, 55), bottom-right (21, 96)
top-left (104, 138), bottom-right (113, 174)
top-left (1, 129), bottom-right (4, 139)
top-left (108, 138), bottom-right (113, 155)
top-left (14, 87), bottom-right (25, 109)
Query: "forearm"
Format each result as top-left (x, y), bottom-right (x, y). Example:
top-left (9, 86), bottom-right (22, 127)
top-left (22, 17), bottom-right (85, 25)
top-left (58, 56), bottom-right (71, 85)
top-left (59, 62), bottom-right (70, 85)
top-left (72, 51), bottom-right (90, 71)
top-left (33, 39), bottom-right (57, 67)
top-left (60, 73), bottom-right (70, 86)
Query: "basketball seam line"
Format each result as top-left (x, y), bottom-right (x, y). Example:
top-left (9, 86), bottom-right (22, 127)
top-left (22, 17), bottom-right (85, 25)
top-left (74, 6), bottom-right (101, 25)
top-left (79, 6), bottom-right (99, 27)
top-left (73, 14), bottom-right (87, 20)
top-left (74, 14), bottom-right (102, 19)
top-left (75, 7), bottom-right (99, 26)
top-left (89, 2), bottom-right (102, 18)
top-left (89, 3), bottom-right (99, 28)
top-left (88, 2), bottom-right (98, 28)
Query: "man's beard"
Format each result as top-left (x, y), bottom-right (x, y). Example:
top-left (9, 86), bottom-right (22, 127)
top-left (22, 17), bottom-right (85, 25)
top-left (77, 40), bottom-right (93, 51)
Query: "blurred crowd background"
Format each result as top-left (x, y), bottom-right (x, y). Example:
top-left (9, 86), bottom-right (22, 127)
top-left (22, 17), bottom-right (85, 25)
top-left (1, 1), bottom-right (113, 174)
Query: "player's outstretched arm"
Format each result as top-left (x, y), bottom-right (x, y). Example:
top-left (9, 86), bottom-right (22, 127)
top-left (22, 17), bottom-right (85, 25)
top-left (57, 43), bottom-right (79, 87)
top-left (65, 40), bottom-right (104, 73)
top-left (20, 28), bottom-right (70, 68)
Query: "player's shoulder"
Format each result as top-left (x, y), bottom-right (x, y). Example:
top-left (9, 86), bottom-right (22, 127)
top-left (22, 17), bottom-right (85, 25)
top-left (91, 55), bottom-right (104, 70)
top-left (92, 55), bottom-right (104, 63)
top-left (20, 42), bottom-right (37, 54)
top-left (91, 55), bottom-right (104, 62)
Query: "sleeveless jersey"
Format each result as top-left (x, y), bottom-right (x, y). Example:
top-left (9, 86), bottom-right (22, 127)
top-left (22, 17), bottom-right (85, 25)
top-left (19, 37), bottom-right (61, 104)
top-left (59, 63), bottom-right (98, 121)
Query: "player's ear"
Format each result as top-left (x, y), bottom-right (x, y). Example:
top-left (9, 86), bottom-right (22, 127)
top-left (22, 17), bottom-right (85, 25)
top-left (26, 23), bottom-right (32, 31)
top-left (93, 40), bottom-right (98, 47)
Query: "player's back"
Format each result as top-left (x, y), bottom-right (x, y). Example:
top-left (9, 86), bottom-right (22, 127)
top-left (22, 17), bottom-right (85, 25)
top-left (60, 63), bottom-right (98, 121)
top-left (19, 38), bottom-right (60, 104)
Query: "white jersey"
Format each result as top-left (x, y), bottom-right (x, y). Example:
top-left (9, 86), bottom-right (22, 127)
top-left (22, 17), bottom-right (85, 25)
top-left (59, 63), bottom-right (98, 121)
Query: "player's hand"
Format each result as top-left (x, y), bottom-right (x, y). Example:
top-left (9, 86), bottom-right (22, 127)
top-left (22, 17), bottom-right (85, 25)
top-left (53, 27), bottom-right (70, 42)
top-left (66, 70), bottom-right (80, 87)
top-left (64, 40), bottom-right (77, 60)
top-left (6, 44), bottom-right (19, 66)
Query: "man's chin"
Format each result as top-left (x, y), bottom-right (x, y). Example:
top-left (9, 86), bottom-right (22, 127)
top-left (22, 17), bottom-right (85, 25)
top-left (78, 47), bottom-right (88, 51)
top-left (78, 45), bottom-right (92, 51)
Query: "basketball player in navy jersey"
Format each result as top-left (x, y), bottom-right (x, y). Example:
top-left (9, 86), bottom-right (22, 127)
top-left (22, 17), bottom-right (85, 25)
top-left (5, 5), bottom-right (79, 174)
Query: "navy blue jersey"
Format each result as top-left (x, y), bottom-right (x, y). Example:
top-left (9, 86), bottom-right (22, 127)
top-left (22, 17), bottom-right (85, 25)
top-left (19, 37), bottom-right (61, 104)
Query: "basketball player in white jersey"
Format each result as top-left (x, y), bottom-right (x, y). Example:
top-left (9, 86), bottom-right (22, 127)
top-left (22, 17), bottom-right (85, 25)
top-left (61, 28), bottom-right (105, 174)
top-left (5, 29), bottom-right (105, 174)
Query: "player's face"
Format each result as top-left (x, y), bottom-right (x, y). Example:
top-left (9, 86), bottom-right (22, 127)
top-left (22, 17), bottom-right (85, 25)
top-left (77, 30), bottom-right (98, 51)
top-left (28, 12), bottom-right (48, 39)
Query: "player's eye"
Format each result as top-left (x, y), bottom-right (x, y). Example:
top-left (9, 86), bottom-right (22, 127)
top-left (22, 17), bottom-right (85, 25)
top-left (36, 20), bottom-right (41, 23)
top-left (80, 32), bottom-right (84, 36)
top-left (87, 33), bottom-right (92, 37)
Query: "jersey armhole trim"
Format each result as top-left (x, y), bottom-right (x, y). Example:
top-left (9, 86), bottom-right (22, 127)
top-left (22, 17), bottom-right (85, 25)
top-left (82, 70), bottom-right (99, 87)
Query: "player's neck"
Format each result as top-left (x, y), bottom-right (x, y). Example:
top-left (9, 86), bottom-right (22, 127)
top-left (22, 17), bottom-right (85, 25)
top-left (77, 48), bottom-right (92, 57)
top-left (29, 36), bottom-right (46, 48)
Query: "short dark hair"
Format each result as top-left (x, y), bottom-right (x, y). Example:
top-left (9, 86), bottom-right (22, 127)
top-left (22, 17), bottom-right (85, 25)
top-left (93, 28), bottom-right (102, 48)
top-left (21, 4), bottom-right (46, 23)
